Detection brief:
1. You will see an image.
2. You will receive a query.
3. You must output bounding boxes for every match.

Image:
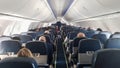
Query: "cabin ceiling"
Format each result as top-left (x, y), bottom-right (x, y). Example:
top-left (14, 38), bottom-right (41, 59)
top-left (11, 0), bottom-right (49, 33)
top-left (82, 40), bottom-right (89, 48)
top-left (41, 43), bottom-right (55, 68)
top-left (0, 0), bottom-right (120, 23)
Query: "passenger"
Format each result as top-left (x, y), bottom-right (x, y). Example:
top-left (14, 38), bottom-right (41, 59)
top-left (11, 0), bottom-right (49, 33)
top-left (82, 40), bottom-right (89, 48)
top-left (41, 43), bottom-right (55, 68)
top-left (39, 36), bottom-right (53, 65)
top-left (73, 32), bottom-right (86, 47)
top-left (44, 30), bottom-right (50, 34)
top-left (39, 36), bottom-right (46, 42)
top-left (44, 30), bottom-right (50, 35)
top-left (72, 32), bottom-right (87, 64)
top-left (77, 32), bottom-right (86, 38)
top-left (17, 47), bottom-right (33, 57)
top-left (72, 32), bottom-right (86, 51)
top-left (44, 30), bottom-right (54, 42)
top-left (87, 27), bottom-right (94, 31)
top-left (64, 32), bottom-right (75, 48)
top-left (96, 28), bottom-right (103, 32)
top-left (36, 28), bottom-right (45, 36)
top-left (44, 35), bottom-right (55, 51)
top-left (55, 26), bottom-right (59, 35)
top-left (12, 36), bottom-right (21, 41)
top-left (56, 21), bottom-right (62, 31)
top-left (64, 36), bottom-right (69, 45)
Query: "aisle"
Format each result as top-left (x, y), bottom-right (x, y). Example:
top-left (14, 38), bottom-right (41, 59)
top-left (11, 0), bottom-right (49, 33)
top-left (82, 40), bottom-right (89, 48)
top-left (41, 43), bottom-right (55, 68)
top-left (55, 37), bottom-right (68, 68)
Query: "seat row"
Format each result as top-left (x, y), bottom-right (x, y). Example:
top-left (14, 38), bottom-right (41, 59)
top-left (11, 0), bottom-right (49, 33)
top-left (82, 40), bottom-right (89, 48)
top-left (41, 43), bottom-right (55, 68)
top-left (67, 38), bottom-right (120, 68)
top-left (77, 49), bottom-right (120, 68)
top-left (0, 40), bottom-right (53, 68)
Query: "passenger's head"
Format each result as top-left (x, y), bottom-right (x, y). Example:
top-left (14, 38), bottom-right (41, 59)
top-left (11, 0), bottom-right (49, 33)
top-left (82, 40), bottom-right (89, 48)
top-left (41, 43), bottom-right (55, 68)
top-left (17, 47), bottom-right (33, 57)
top-left (44, 30), bottom-right (50, 34)
top-left (87, 27), bottom-right (94, 31)
top-left (96, 28), bottom-right (102, 31)
top-left (39, 36), bottom-right (46, 42)
top-left (12, 37), bottom-right (21, 41)
top-left (77, 32), bottom-right (85, 38)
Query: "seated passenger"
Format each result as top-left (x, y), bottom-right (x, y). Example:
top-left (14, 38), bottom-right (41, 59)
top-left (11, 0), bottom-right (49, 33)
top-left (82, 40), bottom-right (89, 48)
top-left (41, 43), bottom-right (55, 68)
top-left (44, 30), bottom-right (54, 42)
top-left (12, 36), bottom-right (21, 41)
top-left (39, 36), bottom-right (53, 65)
top-left (44, 35), bottom-right (55, 52)
top-left (87, 27), bottom-right (94, 31)
top-left (73, 32), bottom-right (86, 47)
top-left (17, 47), bottom-right (33, 57)
top-left (72, 32), bottom-right (87, 64)
top-left (44, 30), bottom-right (50, 34)
top-left (96, 28), bottom-right (103, 32)
top-left (39, 36), bottom-right (46, 42)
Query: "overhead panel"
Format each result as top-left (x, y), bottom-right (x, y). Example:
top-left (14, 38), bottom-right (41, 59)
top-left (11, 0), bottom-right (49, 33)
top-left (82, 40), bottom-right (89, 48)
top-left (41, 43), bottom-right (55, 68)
top-left (47, 0), bottom-right (74, 18)
top-left (18, 0), bottom-right (56, 22)
top-left (96, 0), bottom-right (120, 10)
top-left (0, 0), bottom-right (28, 13)
top-left (0, 20), bottom-right (15, 35)
top-left (0, 0), bottom-right (56, 22)
top-left (64, 0), bottom-right (120, 22)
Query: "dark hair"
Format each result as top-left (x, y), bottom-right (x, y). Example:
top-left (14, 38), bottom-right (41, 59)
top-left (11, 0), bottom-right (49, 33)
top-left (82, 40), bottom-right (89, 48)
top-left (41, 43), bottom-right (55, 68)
top-left (97, 28), bottom-right (102, 31)
top-left (12, 37), bottom-right (21, 40)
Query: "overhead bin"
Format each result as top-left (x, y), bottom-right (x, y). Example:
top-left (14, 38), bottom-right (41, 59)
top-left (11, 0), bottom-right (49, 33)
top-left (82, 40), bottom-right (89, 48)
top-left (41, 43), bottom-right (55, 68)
top-left (97, 0), bottom-right (120, 10)
top-left (0, 0), bottom-right (55, 22)
top-left (64, 0), bottom-right (120, 22)
top-left (18, 0), bottom-right (55, 22)
top-left (0, 0), bottom-right (28, 13)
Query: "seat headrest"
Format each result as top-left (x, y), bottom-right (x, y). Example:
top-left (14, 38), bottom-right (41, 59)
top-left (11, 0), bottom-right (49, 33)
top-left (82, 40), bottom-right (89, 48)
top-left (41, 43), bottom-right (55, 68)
top-left (78, 39), bottom-right (101, 53)
top-left (0, 57), bottom-right (38, 68)
top-left (92, 49), bottom-right (120, 68)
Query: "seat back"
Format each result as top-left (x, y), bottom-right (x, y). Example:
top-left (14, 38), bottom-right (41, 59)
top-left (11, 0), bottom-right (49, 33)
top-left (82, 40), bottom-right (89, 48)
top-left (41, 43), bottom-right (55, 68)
top-left (33, 55), bottom-right (48, 64)
top-left (78, 39), bottom-right (101, 65)
top-left (92, 34), bottom-right (107, 44)
top-left (85, 31), bottom-right (96, 38)
top-left (110, 34), bottom-right (120, 38)
top-left (35, 35), bottom-right (43, 40)
top-left (99, 31), bottom-right (111, 39)
top-left (12, 35), bottom-right (33, 43)
top-left (20, 32), bottom-right (27, 35)
top-left (0, 57), bottom-right (38, 68)
top-left (27, 32), bottom-right (37, 39)
top-left (19, 35), bottom-right (33, 43)
top-left (92, 49), bottom-right (120, 68)
top-left (44, 35), bottom-right (53, 44)
top-left (68, 32), bottom-right (78, 40)
top-left (78, 39), bottom-right (101, 53)
top-left (104, 38), bottom-right (120, 48)
top-left (26, 41), bottom-right (47, 55)
top-left (0, 36), bottom-right (12, 45)
top-left (72, 37), bottom-right (87, 55)
top-left (0, 40), bottom-right (22, 54)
